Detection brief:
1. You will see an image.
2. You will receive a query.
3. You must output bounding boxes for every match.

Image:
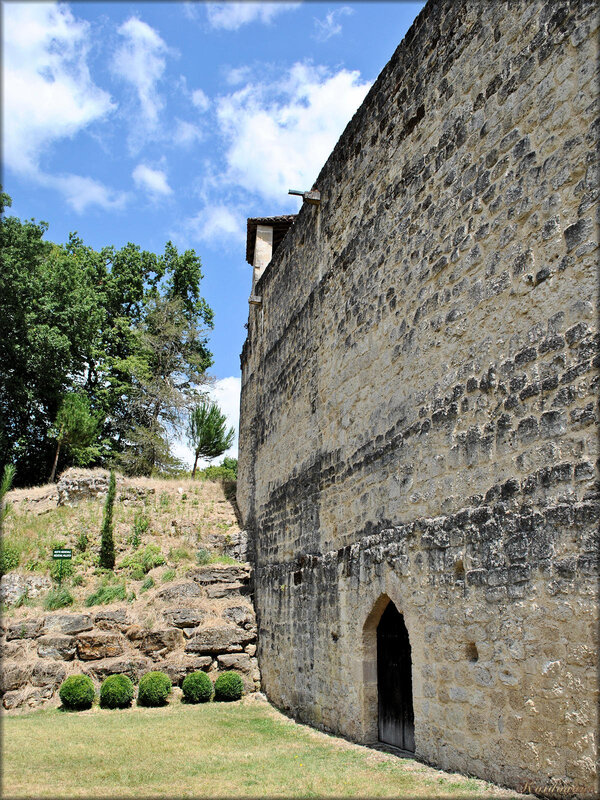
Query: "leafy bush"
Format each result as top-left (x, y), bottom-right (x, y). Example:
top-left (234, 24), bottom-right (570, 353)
top-left (168, 546), bottom-right (191, 564)
top-left (214, 671), bottom-right (243, 702)
top-left (182, 671), bottom-right (213, 704)
top-left (59, 674), bottom-right (95, 710)
top-left (121, 544), bottom-right (165, 577)
top-left (44, 587), bottom-right (74, 610)
top-left (50, 559), bottom-right (74, 583)
top-left (100, 674), bottom-right (134, 709)
top-left (196, 548), bottom-right (211, 566)
top-left (85, 583), bottom-right (126, 606)
top-left (197, 463), bottom-right (237, 482)
top-left (76, 531), bottom-right (88, 552)
top-left (0, 540), bottom-right (20, 576)
top-left (130, 513), bottom-right (149, 549)
top-left (140, 576), bottom-right (155, 592)
top-left (137, 671), bottom-right (172, 707)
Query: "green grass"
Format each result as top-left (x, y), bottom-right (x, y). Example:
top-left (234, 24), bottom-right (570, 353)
top-left (2, 701), bottom-right (524, 798)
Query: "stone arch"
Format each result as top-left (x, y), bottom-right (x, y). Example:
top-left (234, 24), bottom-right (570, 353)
top-left (360, 593), bottom-right (394, 743)
top-left (359, 592), bottom-right (416, 749)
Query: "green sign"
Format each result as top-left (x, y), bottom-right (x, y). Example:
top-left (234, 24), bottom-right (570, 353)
top-left (53, 549), bottom-right (72, 559)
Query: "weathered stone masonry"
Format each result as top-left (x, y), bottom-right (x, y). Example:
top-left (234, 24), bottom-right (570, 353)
top-left (238, 0), bottom-right (598, 794)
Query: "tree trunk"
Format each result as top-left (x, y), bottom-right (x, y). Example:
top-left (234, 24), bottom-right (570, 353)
top-left (49, 439), bottom-right (62, 483)
top-left (191, 452), bottom-right (199, 479)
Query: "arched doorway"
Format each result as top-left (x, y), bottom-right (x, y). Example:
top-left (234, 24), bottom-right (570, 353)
top-left (377, 601), bottom-right (415, 752)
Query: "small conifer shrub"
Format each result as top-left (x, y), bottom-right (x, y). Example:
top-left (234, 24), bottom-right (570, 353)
top-left (137, 671), bottom-right (172, 707)
top-left (182, 671), bottom-right (213, 703)
top-left (99, 470), bottom-right (116, 569)
top-left (59, 674), bottom-right (95, 710)
top-left (100, 674), bottom-right (134, 709)
top-left (214, 671), bottom-right (243, 702)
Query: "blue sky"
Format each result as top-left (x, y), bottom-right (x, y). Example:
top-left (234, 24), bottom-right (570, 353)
top-left (2, 0), bottom-right (424, 464)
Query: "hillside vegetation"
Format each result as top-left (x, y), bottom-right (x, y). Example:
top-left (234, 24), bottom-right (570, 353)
top-left (1, 469), bottom-right (241, 616)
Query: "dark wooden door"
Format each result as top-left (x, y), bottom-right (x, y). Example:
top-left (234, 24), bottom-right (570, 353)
top-left (377, 602), bottom-right (415, 752)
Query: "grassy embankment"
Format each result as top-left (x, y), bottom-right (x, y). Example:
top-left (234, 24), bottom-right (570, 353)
top-left (3, 699), bottom-right (527, 798)
top-left (1, 473), bottom-right (240, 615)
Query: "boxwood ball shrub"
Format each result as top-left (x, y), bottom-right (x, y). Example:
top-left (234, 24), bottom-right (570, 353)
top-left (100, 674), bottom-right (134, 709)
top-left (214, 671), bottom-right (244, 702)
top-left (59, 674), bottom-right (95, 710)
top-left (182, 671), bottom-right (213, 703)
top-left (137, 671), bottom-right (172, 707)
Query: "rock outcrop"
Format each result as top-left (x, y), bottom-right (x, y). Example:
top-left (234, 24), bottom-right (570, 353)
top-left (1, 564), bottom-right (260, 710)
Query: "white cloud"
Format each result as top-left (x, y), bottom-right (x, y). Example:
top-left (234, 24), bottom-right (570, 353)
top-left (191, 88), bottom-right (210, 111)
top-left (225, 65), bottom-right (252, 86)
top-left (112, 16), bottom-right (169, 135)
top-left (39, 173), bottom-right (129, 213)
top-left (183, 205), bottom-right (246, 247)
top-left (206, 2), bottom-right (300, 31)
top-left (171, 377), bottom-right (241, 468)
top-left (313, 7), bottom-right (353, 42)
top-left (216, 62), bottom-right (371, 203)
top-left (132, 164), bottom-right (173, 196)
top-left (173, 119), bottom-right (203, 147)
top-left (2, 2), bottom-right (114, 175)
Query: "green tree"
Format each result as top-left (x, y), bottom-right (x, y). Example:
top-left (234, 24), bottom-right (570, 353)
top-left (48, 394), bottom-right (100, 482)
top-left (99, 470), bottom-right (116, 569)
top-left (0, 464), bottom-right (16, 537)
top-left (188, 401), bottom-right (235, 479)
top-left (0, 192), bottom-right (214, 485)
top-left (115, 295), bottom-right (213, 476)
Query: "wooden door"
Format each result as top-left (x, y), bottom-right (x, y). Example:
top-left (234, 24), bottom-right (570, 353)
top-left (377, 601), bottom-right (415, 752)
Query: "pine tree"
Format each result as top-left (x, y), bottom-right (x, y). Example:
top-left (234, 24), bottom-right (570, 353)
top-left (99, 470), bottom-right (116, 569)
top-left (188, 401), bottom-right (235, 479)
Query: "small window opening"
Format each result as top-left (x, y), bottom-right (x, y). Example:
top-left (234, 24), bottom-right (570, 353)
top-left (454, 559), bottom-right (465, 580)
top-left (466, 642), bottom-right (479, 662)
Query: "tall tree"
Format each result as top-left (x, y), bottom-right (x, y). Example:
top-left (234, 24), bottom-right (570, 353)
top-left (48, 394), bottom-right (100, 483)
top-left (187, 401), bottom-right (235, 479)
top-left (0, 193), bottom-right (214, 485)
top-left (115, 295), bottom-right (213, 476)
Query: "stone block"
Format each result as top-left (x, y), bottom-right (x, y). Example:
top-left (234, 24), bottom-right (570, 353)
top-left (30, 660), bottom-right (66, 688)
top-left (88, 656), bottom-right (151, 683)
top-left (162, 609), bottom-right (206, 628)
top-left (42, 613), bottom-right (93, 635)
top-left (76, 632), bottom-right (124, 661)
top-left (137, 628), bottom-right (183, 657)
top-left (156, 582), bottom-right (205, 602)
top-left (93, 609), bottom-right (130, 630)
top-left (189, 565), bottom-right (251, 584)
top-left (185, 626), bottom-right (255, 655)
top-left (5, 619), bottom-right (42, 640)
top-left (37, 634), bottom-right (76, 661)
top-left (0, 663), bottom-right (31, 692)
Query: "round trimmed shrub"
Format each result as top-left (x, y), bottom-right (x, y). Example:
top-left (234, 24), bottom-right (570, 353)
top-left (59, 674), bottom-right (95, 710)
top-left (137, 671), bottom-right (172, 707)
top-left (100, 674), bottom-right (134, 709)
top-left (214, 671), bottom-right (243, 702)
top-left (182, 671), bottom-right (213, 704)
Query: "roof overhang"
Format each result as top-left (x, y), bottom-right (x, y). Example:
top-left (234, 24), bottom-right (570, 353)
top-left (246, 215), bottom-right (296, 266)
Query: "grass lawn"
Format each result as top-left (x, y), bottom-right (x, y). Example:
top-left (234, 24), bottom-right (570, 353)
top-left (2, 698), bottom-right (526, 798)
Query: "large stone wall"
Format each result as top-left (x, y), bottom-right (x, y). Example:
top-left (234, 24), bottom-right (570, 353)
top-left (238, 0), bottom-right (598, 795)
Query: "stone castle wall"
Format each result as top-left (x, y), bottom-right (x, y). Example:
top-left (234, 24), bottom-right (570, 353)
top-left (238, 0), bottom-right (598, 794)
